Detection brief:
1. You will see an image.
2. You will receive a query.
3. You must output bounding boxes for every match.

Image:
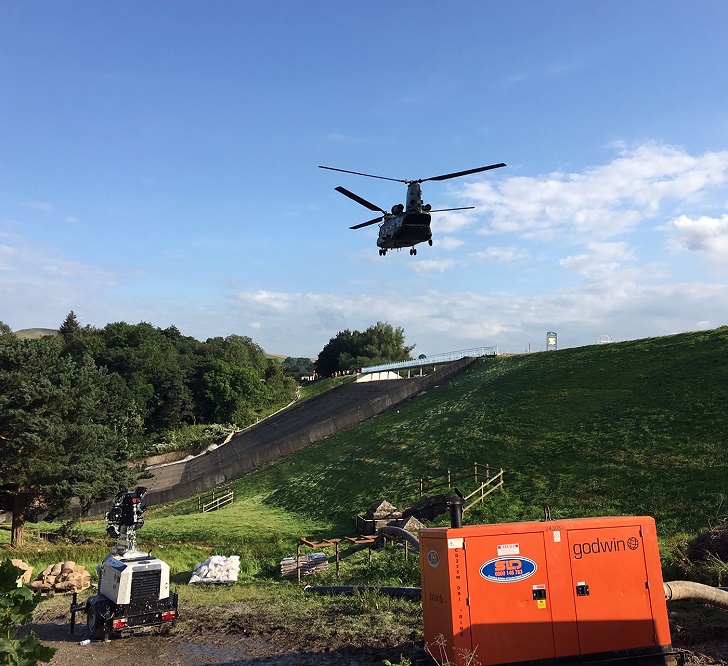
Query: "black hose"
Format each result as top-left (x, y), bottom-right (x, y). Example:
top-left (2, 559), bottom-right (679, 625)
top-left (304, 585), bottom-right (422, 600)
top-left (377, 525), bottom-right (420, 552)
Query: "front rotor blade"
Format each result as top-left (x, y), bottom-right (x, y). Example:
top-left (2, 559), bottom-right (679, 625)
top-left (320, 165), bottom-right (404, 183)
top-left (335, 186), bottom-right (387, 213)
top-left (350, 216), bottom-right (384, 230)
top-left (429, 206), bottom-right (475, 212)
top-left (423, 163), bottom-right (507, 182)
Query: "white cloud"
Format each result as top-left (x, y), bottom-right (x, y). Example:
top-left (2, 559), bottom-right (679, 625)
top-left (22, 202), bottom-right (54, 213)
top-left (428, 209), bottom-right (476, 234)
top-left (436, 237), bottom-right (465, 251)
top-left (559, 242), bottom-right (635, 280)
top-left (407, 258), bottom-right (457, 275)
top-left (219, 279), bottom-right (728, 356)
top-left (462, 143), bottom-right (728, 243)
top-left (472, 245), bottom-right (529, 263)
top-left (663, 214), bottom-right (728, 264)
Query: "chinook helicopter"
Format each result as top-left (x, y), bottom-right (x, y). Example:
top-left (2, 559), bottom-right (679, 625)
top-left (320, 162), bottom-right (506, 255)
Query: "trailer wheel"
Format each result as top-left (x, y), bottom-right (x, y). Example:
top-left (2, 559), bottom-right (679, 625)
top-left (86, 606), bottom-right (105, 640)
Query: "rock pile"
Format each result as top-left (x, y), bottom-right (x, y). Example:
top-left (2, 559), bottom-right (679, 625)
top-left (29, 561), bottom-right (91, 594)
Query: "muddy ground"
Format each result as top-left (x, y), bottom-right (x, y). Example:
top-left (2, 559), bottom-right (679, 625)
top-left (27, 598), bottom-right (424, 666)
top-left (25, 598), bottom-right (728, 666)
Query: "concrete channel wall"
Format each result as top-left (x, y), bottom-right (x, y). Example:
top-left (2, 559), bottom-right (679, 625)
top-left (85, 356), bottom-right (477, 515)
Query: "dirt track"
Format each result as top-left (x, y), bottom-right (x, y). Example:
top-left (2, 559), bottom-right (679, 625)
top-left (26, 598), bottom-right (728, 666)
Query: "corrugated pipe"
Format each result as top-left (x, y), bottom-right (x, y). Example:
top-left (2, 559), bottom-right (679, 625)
top-left (304, 585), bottom-right (422, 600)
top-left (664, 581), bottom-right (728, 610)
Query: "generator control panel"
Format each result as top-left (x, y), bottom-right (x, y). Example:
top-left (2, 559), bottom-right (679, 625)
top-left (419, 516), bottom-right (675, 666)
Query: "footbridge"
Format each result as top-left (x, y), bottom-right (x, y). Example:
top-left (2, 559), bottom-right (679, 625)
top-left (358, 346), bottom-right (499, 380)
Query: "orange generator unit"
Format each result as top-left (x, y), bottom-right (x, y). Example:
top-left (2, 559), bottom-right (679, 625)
top-left (419, 515), bottom-right (679, 666)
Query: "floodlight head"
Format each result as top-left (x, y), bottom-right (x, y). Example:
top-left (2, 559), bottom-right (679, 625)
top-left (106, 487), bottom-right (147, 530)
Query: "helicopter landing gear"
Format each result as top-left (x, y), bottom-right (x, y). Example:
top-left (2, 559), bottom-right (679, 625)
top-left (428, 239), bottom-right (433, 246)
top-left (409, 248), bottom-right (417, 256)
top-left (379, 249), bottom-right (387, 256)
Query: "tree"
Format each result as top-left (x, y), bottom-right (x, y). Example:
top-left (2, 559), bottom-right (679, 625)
top-left (58, 311), bottom-right (81, 340)
top-left (0, 321), bottom-right (11, 336)
top-left (97, 322), bottom-right (194, 432)
top-left (0, 336), bottom-right (139, 546)
top-left (315, 329), bottom-right (360, 377)
top-left (200, 360), bottom-right (264, 424)
top-left (281, 357), bottom-right (315, 376)
top-left (315, 322), bottom-right (415, 376)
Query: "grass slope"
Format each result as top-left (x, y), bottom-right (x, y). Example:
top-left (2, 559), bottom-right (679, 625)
top-left (219, 327), bottom-right (728, 540)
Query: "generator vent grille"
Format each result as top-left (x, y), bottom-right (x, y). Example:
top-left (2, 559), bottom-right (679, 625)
top-left (131, 569), bottom-right (161, 601)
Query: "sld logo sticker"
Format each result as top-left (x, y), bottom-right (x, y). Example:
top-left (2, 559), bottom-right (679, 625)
top-left (427, 550), bottom-right (440, 568)
top-left (480, 556), bottom-right (537, 583)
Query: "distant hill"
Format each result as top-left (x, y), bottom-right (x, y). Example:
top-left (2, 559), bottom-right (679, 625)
top-left (237, 326), bottom-right (728, 538)
top-left (13, 328), bottom-right (59, 340)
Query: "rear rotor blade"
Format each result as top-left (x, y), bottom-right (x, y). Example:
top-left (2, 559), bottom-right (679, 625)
top-left (321, 165), bottom-right (405, 183)
top-left (430, 206), bottom-right (475, 212)
top-left (350, 216), bottom-right (384, 230)
top-left (422, 163), bottom-right (507, 182)
top-left (335, 186), bottom-right (387, 213)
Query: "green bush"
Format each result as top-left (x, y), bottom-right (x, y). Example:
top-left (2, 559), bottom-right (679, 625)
top-left (0, 560), bottom-right (55, 665)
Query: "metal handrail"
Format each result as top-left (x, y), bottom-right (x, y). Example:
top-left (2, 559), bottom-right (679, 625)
top-left (360, 346), bottom-right (499, 374)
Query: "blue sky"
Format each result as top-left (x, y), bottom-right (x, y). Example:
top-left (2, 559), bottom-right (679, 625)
top-left (2, 2), bottom-right (728, 358)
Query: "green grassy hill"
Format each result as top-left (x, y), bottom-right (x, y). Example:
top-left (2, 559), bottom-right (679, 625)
top-left (199, 326), bottom-right (728, 541)
top-left (13, 328), bottom-right (59, 339)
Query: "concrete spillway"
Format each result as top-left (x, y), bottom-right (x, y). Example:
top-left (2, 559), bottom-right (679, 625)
top-left (85, 357), bottom-right (476, 515)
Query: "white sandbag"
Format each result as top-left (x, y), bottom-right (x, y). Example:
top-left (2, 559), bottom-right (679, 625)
top-left (189, 555), bottom-right (240, 584)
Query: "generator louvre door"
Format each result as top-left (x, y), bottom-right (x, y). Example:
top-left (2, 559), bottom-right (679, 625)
top-left (567, 525), bottom-right (655, 655)
top-left (466, 531), bottom-right (556, 665)
top-left (420, 535), bottom-right (475, 665)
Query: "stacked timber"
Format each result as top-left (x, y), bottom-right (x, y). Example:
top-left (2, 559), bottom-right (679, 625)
top-left (29, 561), bottom-right (91, 594)
top-left (280, 552), bottom-right (328, 578)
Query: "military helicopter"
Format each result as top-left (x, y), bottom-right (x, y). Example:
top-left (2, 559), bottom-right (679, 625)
top-left (320, 162), bottom-right (506, 255)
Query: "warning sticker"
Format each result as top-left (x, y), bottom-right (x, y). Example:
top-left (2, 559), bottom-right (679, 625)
top-left (497, 543), bottom-right (520, 556)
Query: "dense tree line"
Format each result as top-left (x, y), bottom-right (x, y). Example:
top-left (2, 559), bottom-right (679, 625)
top-left (0, 315), bottom-right (412, 545)
top-left (315, 321), bottom-right (415, 376)
top-left (0, 314), bottom-right (298, 545)
top-left (57, 312), bottom-right (298, 433)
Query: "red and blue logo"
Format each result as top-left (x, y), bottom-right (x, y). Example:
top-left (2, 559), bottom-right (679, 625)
top-left (480, 556), bottom-right (537, 583)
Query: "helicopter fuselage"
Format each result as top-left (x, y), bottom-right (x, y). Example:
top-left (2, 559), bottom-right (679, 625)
top-left (377, 211), bottom-right (431, 249)
top-left (377, 182), bottom-right (432, 253)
